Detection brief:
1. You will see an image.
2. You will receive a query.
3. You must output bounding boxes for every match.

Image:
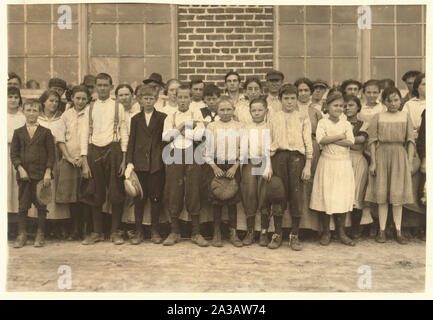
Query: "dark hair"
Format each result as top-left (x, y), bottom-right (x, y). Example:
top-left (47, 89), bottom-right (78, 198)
top-left (278, 84), bottom-right (298, 100)
top-left (324, 92), bottom-right (344, 111)
top-left (177, 84), bottom-right (192, 96)
top-left (65, 84), bottom-right (73, 102)
top-left (249, 97), bottom-right (268, 109)
top-left (402, 70), bottom-right (421, 82)
top-left (70, 85), bottom-right (91, 101)
top-left (341, 79), bottom-right (362, 93)
top-left (362, 79), bottom-right (381, 91)
top-left (115, 83), bottom-right (133, 96)
top-left (8, 86), bottom-right (22, 107)
top-left (164, 79), bottom-right (180, 95)
top-left (135, 84), bottom-right (159, 97)
top-left (244, 77), bottom-right (262, 90)
top-left (190, 79), bottom-right (204, 89)
top-left (412, 73), bottom-right (425, 98)
top-left (224, 71), bottom-right (241, 83)
top-left (39, 89), bottom-right (61, 112)
top-left (95, 73), bottom-right (113, 85)
top-left (8, 72), bottom-right (22, 85)
top-left (381, 86), bottom-right (401, 102)
top-left (203, 84), bottom-right (221, 98)
top-left (343, 94), bottom-right (362, 113)
top-left (294, 77), bottom-right (314, 95)
top-left (22, 98), bottom-right (42, 111)
top-left (26, 79), bottom-right (40, 89)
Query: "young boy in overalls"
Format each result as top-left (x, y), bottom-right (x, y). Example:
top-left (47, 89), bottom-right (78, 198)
top-left (81, 73), bottom-right (128, 245)
top-left (125, 84), bottom-right (167, 244)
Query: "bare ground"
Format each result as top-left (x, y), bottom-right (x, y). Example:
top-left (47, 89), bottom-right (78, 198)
top-left (7, 237), bottom-right (425, 293)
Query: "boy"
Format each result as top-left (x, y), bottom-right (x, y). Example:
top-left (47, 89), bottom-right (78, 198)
top-left (48, 77), bottom-right (68, 113)
top-left (201, 84), bottom-right (221, 125)
top-left (125, 84), bottom-right (167, 244)
top-left (10, 99), bottom-right (55, 248)
top-left (8, 72), bottom-right (22, 89)
top-left (162, 84), bottom-right (208, 247)
top-left (401, 70), bottom-right (421, 108)
top-left (265, 70), bottom-right (284, 113)
top-left (80, 73), bottom-right (128, 245)
top-left (189, 79), bottom-right (206, 114)
top-left (311, 79), bottom-right (329, 113)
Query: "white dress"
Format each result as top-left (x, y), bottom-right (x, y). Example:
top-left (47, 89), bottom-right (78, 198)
top-left (310, 118), bottom-right (355, 215)
top-left (7, 111), bottom-right (26, 213)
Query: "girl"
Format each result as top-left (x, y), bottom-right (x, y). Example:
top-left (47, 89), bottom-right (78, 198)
top-left (234, 77), bottom-right (264, 125)
top-left (155, 78), bottom-right (180, 117)
top-left (240, 97), bottom-right (272, 246)
top-left (359, 80), bottom-right (387, 125)
top-left (268, 84), bottom-right (313, 250)
top-left (35, 89), bottom-right (70, 232)
top-left (364, 87), bottom-right (415, 244)
top-left (310, 92), bottom-right (356, 247)
top-left (205, 96), bottom-right (243, 247)
top-left (344, 94), bottom-right (370, 239)
top-left (7, 86), bottom-right (26, 216)
top-left (294, 77), bottom-right (314, 114)
top-left (57, 85), bottom-right (92, 240)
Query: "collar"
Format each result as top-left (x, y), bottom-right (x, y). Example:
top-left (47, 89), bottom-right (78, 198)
top-left (26, 122), bottom-right (39, 128)
top-left (97, 97), bottom-right (111, 103)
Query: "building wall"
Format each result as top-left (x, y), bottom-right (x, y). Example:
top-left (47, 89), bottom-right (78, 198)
top-left (8, 4), bottom-right (426, 90)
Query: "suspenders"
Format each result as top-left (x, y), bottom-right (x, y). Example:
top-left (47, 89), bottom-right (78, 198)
top-left (88, 100), bottom-right (120, 144)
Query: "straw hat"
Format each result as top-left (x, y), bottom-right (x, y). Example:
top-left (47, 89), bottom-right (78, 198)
top-left (210, 177), bottom-right (239, 201)
top-left (36, 180), bottom-right (52, 206)
top-left (124, 170), bottom-right (143, 199)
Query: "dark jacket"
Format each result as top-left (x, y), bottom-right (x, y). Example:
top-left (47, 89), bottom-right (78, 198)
top-left (416, 110), bottom-right (425, 159)
top-left (10, 125), bottom-right (55, 180)
top-left (126, 110), bottom-right (167, 174)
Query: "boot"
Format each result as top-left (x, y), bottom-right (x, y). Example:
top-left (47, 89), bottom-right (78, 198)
top-left (242, 228), bottom-right (254, 246)
top-left (151, 228), bottom-right (163, 244)
top-left (319, 213), bottom-right (331, 246)
top-left (130, 232), bottom-right (143, 245)
top-left (82, 232), bottom-right (104, 245)
top-left (396, 230), bottom-right (408, 245)
top-left (163, 232), bottom-right (181, 246)
top-left (376, 230), bottom-right (386, 243)
top-left (289, 232), bottom-right (302, 251)
top-left (212, 226), bottom-right (223, 247)
top-left (351, 210), bottom-right (362, 239)
top-left (259, 229), bottom-right (268, 247)
top-left (33, 230), bottom-right (45, 248)
top-left (336, 214), bottom-right (355, 246)
top-left (229, 227), bottom-right (243, 247)
top-left (13, 232), bottom-right (27, 249)
top-left (369, 218), bottom-right (378, 238)
top-left (110, 231), bottom-right (124, 245)
top-left (192, 234), bottom-right (209, 247)
top-left (267, 232), bottom-right (282, 249)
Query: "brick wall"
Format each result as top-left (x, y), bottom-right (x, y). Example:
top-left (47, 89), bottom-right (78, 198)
top-left (178, 5), bottom-right (274, 88)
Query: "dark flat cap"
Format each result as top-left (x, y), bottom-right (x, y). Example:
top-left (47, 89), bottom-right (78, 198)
top-left (143, 73), bottom-right (165, 86)
top-left (266, 70), bottom-right (284, 81)
top-left (48, 78), bottom-right (67, 90)
top-left (312, 79), bottom-right (329, 89)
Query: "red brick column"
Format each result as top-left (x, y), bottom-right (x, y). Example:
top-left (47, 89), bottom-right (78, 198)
top-left (178, 5), bottom-right (274, 87)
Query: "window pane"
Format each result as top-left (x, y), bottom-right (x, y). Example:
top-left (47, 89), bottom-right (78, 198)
top-left (119, 58), bottom-right (144, 86)
top-left (27, 58), bottom-right (51, 87)
top-left (397, 25), bottom-right (421, 56)
top-left (396, 5), bottom-right (421, 23)
top-left (146, 24), bottom-right (171, 55)
top-left (143, 4), bottom-right (171, 23)
top-left (8, 5), bottom-right (24, 22)
top-left (306, 25), bottom-right (330, 57)
top-left (371, 58), bottom-right (395, 81)
top-left (333, 58), bottom-right (358, 84)
top-left (89, 4), bottom-right (117, 21)
top-left (279, 57), bottom-right (304, 83)
top-left (119, 24), bottom-right (144, 55)
top-left (279, 25), bottom-right (304, 56)
top-left (8, 58), bottom-right (24, 80)
top-left (279, 6), bottom-right (304, 23)
top-left (307, 58), bottom-right (330, 84)
top-left (53, 27), bottom-right (78, 55)
top-left (53, 58), bottom-right (79, 85)
top-left (306, 6), bottom-right (330, 23)
top-left (371, 25), bottom-right (394, 56)
top-left (396, 58), bottom-right (422, 89)
top-left (27, 4), bottom-right (51, 22)
top-left (144, 56), bottom-right (172, 82)
top-left (333, 25), bottom-right (357, 56)
top-left (332, 6), bottom-right (357, 24)
top-left (27, 24), bottom-right (51, 55)
top-left (90, 57), bottom-right (119, 86)
top-left (371, 5), bottom-right (394, 23)
top-left (8, 24), bottom-right (24, 56)
top-left (118, 4), bottom-right (145, 21)
top-left (91, 24), bottom-right (117, 56)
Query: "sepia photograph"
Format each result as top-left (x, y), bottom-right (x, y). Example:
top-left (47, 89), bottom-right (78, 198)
top-left (3, 0), bottom-right (428, 296)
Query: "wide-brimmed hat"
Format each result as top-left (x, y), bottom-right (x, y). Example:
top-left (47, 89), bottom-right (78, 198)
top-left (210, 176), bottom-right (239, 201)
top-left (143, 73), bottom-right (165, 87)
top-left (36, 180), bottom-right (52, 206)
top-left (124, 170), bottom-right (144, 199)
